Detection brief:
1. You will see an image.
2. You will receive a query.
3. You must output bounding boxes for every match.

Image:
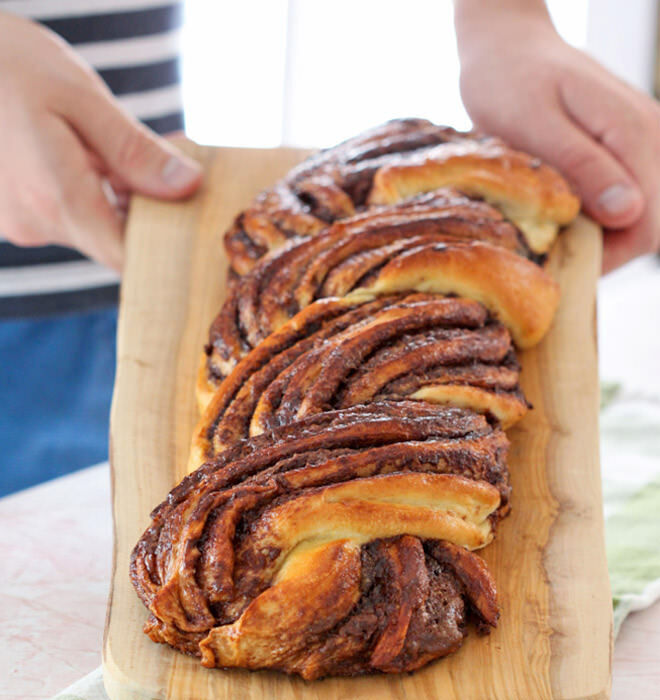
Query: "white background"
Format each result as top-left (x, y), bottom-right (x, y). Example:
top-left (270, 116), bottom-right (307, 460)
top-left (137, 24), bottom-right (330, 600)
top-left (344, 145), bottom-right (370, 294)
top-left (181, 0), bottom-right (594, 148)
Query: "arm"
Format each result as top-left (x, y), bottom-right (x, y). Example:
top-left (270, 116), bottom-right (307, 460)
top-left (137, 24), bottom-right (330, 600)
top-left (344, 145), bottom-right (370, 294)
top-left (0, 12), bottom-right (202, 271)
top-left (454, 0), bottom-right (660, 272)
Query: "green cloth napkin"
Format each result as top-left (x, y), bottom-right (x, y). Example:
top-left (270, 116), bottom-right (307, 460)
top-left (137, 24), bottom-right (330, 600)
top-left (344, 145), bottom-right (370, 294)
top-left (52, 384), bottom-right (660, 699)
top-left (600, 383), bottom-right (660, 636)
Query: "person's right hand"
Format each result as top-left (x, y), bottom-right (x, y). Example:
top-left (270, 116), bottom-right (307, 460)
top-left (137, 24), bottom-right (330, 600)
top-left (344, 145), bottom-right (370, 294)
top-left (0, 12), bottom-right (202, 271)
top-left (454, 1), bottom-right (660, 273)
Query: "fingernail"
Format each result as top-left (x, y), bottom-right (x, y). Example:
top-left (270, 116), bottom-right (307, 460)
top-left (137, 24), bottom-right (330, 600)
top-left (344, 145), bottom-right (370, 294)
top-left (161, 156), bottom-right (201, 189)
top-left (597, 184), bottom-right (639, 216)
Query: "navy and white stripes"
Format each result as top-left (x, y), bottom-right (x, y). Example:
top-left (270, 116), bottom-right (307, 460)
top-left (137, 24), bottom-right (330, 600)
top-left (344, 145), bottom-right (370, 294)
top-left (0, 0), bottom-right (185, 316)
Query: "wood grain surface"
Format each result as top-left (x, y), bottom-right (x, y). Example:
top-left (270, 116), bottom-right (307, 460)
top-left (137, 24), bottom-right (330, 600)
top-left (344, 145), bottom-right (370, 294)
top-left (103, 140), bottom-right (612, 700)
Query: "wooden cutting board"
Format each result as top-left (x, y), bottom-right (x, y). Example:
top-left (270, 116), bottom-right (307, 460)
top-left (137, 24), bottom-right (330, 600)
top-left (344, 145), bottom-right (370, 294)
top-left (103, 140), bottom-right (612, 700)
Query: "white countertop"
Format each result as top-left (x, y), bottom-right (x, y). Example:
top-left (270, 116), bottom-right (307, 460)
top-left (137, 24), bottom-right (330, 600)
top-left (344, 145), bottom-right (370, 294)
top-left (0, 465), bottom-right (111, 699)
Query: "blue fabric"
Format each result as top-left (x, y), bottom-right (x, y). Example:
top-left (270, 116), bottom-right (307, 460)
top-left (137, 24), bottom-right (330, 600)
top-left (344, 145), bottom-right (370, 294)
top-left (0, 307), bottom-right (116, 496)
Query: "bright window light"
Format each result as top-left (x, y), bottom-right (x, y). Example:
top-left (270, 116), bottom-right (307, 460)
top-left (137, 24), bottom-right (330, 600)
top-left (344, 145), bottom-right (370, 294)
top-left (182, 0), bottom-right (589, 148)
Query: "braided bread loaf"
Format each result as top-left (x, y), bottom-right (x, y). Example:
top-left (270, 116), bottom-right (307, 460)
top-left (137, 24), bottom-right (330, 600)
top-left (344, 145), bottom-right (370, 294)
top-left (133, 403), bottom-right (505, 679)
top-left (200, 188), bottom-right (564, 410)
top-left (191, 293), bottom-right (526, 472)
top-left (224, 118), bottom-right (578, 275)
top-left (131, 119), bottom-right (579, 679)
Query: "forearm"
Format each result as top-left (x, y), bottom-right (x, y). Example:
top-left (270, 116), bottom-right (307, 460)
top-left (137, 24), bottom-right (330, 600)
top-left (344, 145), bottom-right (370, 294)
top-left (454, 0), bottom-right (554, 59)
top-left (454, 0), bottom-right (551, 26)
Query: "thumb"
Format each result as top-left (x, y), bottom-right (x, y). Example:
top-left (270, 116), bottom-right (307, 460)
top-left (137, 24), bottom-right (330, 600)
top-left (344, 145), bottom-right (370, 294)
top-left (63, 83), bottom-right (202, 199)
top-left (536, 113), bottom-right (644, 229)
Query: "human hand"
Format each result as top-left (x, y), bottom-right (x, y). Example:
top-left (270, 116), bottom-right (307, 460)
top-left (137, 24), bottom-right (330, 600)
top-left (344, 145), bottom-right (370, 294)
top-left (0, 12), bottom-right (202, 271)
top-left (454, 2), bottom-right (659, 272)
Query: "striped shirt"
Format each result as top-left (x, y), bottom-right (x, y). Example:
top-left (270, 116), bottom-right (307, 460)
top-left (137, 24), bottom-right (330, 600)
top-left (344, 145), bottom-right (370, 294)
top-left (0, 0), bottom-right (184, 317)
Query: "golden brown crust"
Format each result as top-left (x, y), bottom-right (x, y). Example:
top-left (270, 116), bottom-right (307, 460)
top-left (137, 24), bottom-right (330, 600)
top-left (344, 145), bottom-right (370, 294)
top-left (131, 402), bottom-right (505, 679)
top-left (189, 294), bottom-right (527, 471)
top-left (196, 351), bottom-right (217, 414)
top-left (223, 119), bottom-right (578, 274)
top-left (428, 540), bottom-right (499, 628)
top-left (224, 119), bottom-right (465, 274)
top-left (368, 139), bottom-right (580, 254)
top-left (201, 202), bottom-right (558, 411)
top-left (352, 240), bottom-right (560, 348)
